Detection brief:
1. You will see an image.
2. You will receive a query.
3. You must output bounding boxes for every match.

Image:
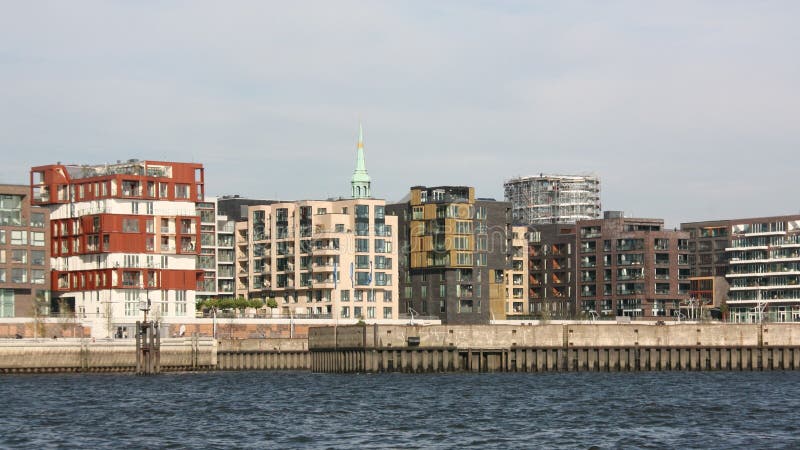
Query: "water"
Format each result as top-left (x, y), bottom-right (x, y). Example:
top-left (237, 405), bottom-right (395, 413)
top-left (2, 371), bottom-right (800, 449)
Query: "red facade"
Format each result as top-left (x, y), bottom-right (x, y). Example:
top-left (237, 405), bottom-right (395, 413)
top-left (31, 160), bottom-right (204, 295)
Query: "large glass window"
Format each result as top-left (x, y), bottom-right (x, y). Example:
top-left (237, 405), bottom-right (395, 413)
top-left (124, 290), bottom-right (139, 317)
top-left (11, 268), bottom-right (27, 283)
top-left (174, 184), bottom-right (190, 199)
top-left (175, 290), bottom-right (186, 316)
top-left (355, 205), bottom-right (369, 218)
top-left (11, 250), bottom-right (27, 264)
top-left (122, 218), bottom-right (139, 233)
top-left (30, 213), bottom-right (45, 228)
top-left (10, 231), bottom-right (27, 245)
top-left (0, 195), bottom-right (22, 226)
top-left (0, 289), bottom-right (14, 317)
top-left (356, 272), bottom-right (371, 286)
top-left (31, 232), bottom-right (45, 247)
top-left (31, 270), bottom-right (45, 284)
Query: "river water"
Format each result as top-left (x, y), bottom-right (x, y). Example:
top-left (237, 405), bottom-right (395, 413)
top-left (1, 371), bottom-right (799, 449)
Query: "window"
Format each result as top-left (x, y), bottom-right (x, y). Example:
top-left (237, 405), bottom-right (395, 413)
top-left (356, 204), bottom-right (369, 218)
top-left (383, 290), bottom-right (391, 302)
top-left (175, 290), bottom-right (187, 316)
top-left (456, 253), bottom-right (473, 265)
top-left (32, 270), bottom-right (45, 284)
top-left (341, 306), bottom-right (350, 318)
top-left (421, 285), bottom-right (428, 298)
top-left (453, 237), bottom-right (470, 250)
top-left (11, 231), bottom-right (27, 245)
top-left (455, 221), bottom-right (472, 234)
top-left (122, 271), bottom-right (140, 287)
top-left (122, 218), bottom-right (139, 233)
top-left (375, 272), bottom-right (391, 286)
top-left (175, 184), bottom-right (190, 199)
top-left (356, 239), bottom-right (369, 253)
top-left (356, 255), bottom-right (370, 269)
top-left (383, 307), bottom-right (392, 319)
top-left (12, 268), bottom-right (27, 283)
top-left (0, 289), bottom-right (14, 317)
top-left (0, 230), bottom-right (4, 244)
top-left (356, 272), bottom-right (371, 285)
top-left (0, 195), bottom-right (22, 226)
top-left (11, 249), bottom-right (27, 264)
top-left (335, 224), bottom-right (344, 232)
top-left (31, 232), bottom-right (45, 247)
top-left (353, 306), bottom-right (362, 319)
top-left (0, 269), bottom-right (5, 282)
top-left (440, 284), bottom-right (446, 297)
top-left (31, 213), bottom-right (45, 228)
top-left (367, 306), bottom-right (375, 319)
top-left (341, 290), bottom-right (350, 302)
top-left (125, 290), bottom-right (139, 317)
top-left (355, 221), bottom-right (369, 236)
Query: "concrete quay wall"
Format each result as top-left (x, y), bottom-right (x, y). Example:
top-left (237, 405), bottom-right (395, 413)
top-left (215, 338), bottom-right (309, 371)
top-left (309, 323), bottom-right (800, 350)
top-left (0, 338), bottom-right (217, 373)
top-left (309, 323), bottom-right (800, 373)
top-left (0, 338), bottom-right (308, 373)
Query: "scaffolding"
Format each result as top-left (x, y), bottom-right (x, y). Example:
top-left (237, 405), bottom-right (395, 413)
top-left (504, 174), bottom-right (601, 225)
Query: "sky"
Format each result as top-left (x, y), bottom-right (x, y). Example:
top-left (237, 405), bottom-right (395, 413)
top-left (1, 1), bottom-right (799, 227)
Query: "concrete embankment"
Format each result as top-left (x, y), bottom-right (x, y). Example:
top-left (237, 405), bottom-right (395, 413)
top-left (216, 338), bottom-right (309, 371)
top-left (0, 338), bottom-right (308, 373)
top-left (7, 324), bottom-right (800, 374)
top-left (309, 323), bottom-right (800, 373)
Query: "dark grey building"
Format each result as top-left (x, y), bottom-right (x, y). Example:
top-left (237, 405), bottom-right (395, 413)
top-left (387, 186), bottom-right (511, 324)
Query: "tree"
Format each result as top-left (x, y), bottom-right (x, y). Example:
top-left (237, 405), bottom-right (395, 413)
top-left (266, 298), bottom-right (278, 309)
top-left (249, 298), bottom-right (266, 309)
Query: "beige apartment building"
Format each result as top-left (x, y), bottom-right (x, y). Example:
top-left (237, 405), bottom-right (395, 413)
top-left (234, 199), bottom-right (399, 320)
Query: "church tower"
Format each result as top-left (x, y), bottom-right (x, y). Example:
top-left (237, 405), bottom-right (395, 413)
top-left (350, 123), bottom-right (372, 198)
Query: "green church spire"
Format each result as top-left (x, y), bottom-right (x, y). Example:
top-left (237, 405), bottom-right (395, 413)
top-left (351, 123), bottom-right (372, 198)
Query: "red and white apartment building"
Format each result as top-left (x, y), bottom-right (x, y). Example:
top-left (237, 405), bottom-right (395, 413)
top-left (31, 160), bottom-right (204, 337)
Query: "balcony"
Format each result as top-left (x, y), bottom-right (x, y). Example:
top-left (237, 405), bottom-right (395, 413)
top-left (311, 279), bottom-right (336, 288)
top-left (616, 289), bottom-right (643, 296)
top-left (618, 260), bottom-right (643, 266)
top-left (314, 246), bottom-right (340, 255)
